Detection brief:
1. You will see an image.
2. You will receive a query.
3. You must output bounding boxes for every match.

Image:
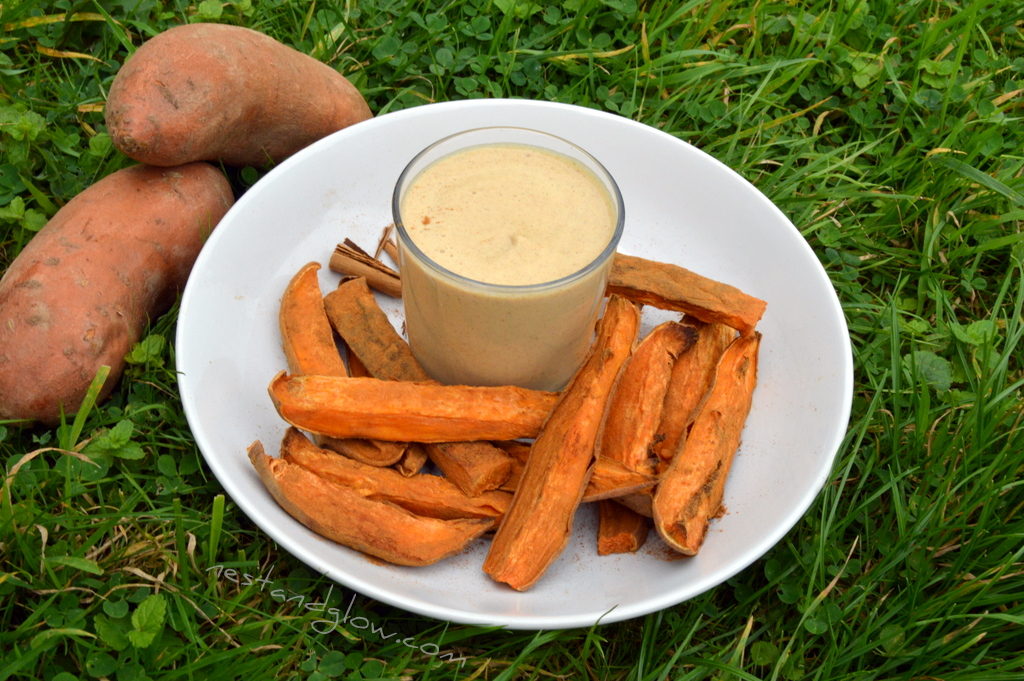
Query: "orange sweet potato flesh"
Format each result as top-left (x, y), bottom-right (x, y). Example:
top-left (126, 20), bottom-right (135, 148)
top-left (279, 264), bottom-right (406, 466)
top-left (608, 253), bottom-right (766, 335)
top-left (279, 427), bottom-right (511, 526)
top-left (106, 24), bottom-right (372, 167)
top-left (268, 373), bottom-right (558, 443)
top-left (279, 262), bottom-right (348, 377)
top-left (0, 163), bottom-right (233, 424)
top-left (597, 500), bottom-right (649, 555)
top-left (483, 295), bottom-right (641, 591)
top-left (248, 441), bottom-right (491, 566)
top-left (498, 443), bottom-right (655, 502)
top-left (652, 332), bottom-right (761, 555)
top-left (597, 321), bottom-right (697, 476)
top-left (323, 276), bottom-right (513, 494)
top-left (653, 321), bottom-right (737, 469)
top-left (594, 321), bottom-right (696, 551)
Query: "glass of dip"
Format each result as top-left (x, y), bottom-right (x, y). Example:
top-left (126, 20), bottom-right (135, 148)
top-left (393, 126), bottom-right (624, 391)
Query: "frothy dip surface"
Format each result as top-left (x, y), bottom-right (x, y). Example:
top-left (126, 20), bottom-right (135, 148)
top-left (400, 143), bottom-right (616, 285)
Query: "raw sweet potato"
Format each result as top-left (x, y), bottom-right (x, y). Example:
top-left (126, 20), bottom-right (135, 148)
top-left (0, 163), bottom-right (233, 424)
top-left (105, 23), bottom-right (372, 167)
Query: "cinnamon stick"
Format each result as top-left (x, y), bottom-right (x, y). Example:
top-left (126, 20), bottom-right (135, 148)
top-left (393, 443), bottom-right (429, 477)
top-left (329, 239), bottom-right (402, 298)
top-left (483, 295), bottom-right (641, 590)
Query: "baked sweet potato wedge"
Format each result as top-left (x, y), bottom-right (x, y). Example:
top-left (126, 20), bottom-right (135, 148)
top-left (248, 441), bottom-right (491, 566)
top-left (483, 295), bottom-right (641, 590)
top-left (653, 320), bottom-right (737, 469)
top-left (323, 277), bottom-right (430, 381)
top-left (498, 444), bottom-right (656, 502)
top-left (608, 253), bottom-right (766, 335)
top-left (652, 332), bottom-right (761, 555)
top-left (279, 262), bottom-right (349, 377)
top-left (323, 276), bottom-right (513, 494)
top-left (597, 500), bottom-right (649, 555)
top-left (279, 264), bottom-right (406, 467)
top-left (280, 428), bottom-right (510, 526)
top-left (268, 373), bottom-right (557, 443)
top-left (597, 320), bottom-right (697, 476)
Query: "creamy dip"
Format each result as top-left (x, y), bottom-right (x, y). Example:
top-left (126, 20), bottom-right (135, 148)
top-left (400, 144), bottom-right (616, 285)
top-left (396, 136), bottom-right (621, 390)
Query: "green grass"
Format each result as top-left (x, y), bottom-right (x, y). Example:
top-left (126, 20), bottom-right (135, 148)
top-left (2, 0), bottom-right (1023, 679)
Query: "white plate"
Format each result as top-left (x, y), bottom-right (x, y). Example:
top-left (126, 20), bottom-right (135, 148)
top-left (176, 99), bottom-right (852, 629)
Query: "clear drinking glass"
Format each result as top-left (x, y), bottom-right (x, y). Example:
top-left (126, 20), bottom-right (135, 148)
top-left (393, 126), bottom-right (624, 391)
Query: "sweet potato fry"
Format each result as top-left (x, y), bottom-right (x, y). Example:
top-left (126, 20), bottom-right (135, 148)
top-left (394, 443), bottom-right (429, 476)
top-left (498, 444), bottom-right (656, 502)
top-left (423, 441), bottom-right (513, 497)
top-left (268, 373), bottom-right (557, 443)
top-left (652, 332), bottom-right (760, 555)
top-left (323, 276), bottom-right (513, 494)
top-left (279, 262), bottom-right (407, 467)
top-left (323, 277), bottom-right (431, 382)
top-left (279, 261), bottom-right (348, 377)
top-left (483, 295), bottom-right (641, 590)
top-left (608, 253), bottom-right (766, 335)
top-left (597, 500), bottom-right (649, 555)
top-left (597, 321), bottom-right (697, 476)
top-left (653, 320), bottom-right (736, 469)
top-left (594, 320), bottom-right (696, 547)
top-left (248, 441), bottom-right (491, 566)
top-left (280, 428), bottom-right (510, 525)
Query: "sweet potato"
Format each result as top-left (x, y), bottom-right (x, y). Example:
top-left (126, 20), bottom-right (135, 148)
top-left (323, 276), bottom-right (513, 494)
top-left (608, 253), bottom-right (766, 335)
top-left (652, 333), bottom-right (761, 555)
top-left (597, 500), bottom-right (649, 555)
top-left (279, 263), bottom-right (407, 467)
top-left (484, 295), bottom-right (641, 590)
top-left (248, 441), bottom-right (491, 566)
top-left (652, 321), bottom-right (736, 469)
top-left (279, 427), bottom-right (511, 526)
top-left (498, 443), bottom-right (656, 502)
top-left (279, 261), bottom-right (348, 377)
top-left (0, 163), bottom-right (233, 424)
top-left (268, 372), bottom-right (558, 443)
top-left (105, 23), bottom-right (372, 167)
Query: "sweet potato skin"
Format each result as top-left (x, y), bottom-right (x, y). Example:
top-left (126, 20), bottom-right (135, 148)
top-left (105, 23), bottom-right (373, 167)
top-left (0, 163), bottom-right (233, 423)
